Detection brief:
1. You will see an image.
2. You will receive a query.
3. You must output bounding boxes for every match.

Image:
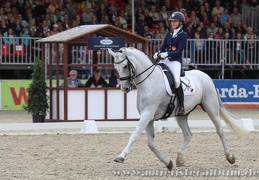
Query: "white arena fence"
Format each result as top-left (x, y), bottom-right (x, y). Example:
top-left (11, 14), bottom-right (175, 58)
top-left (0, 37), bottom-right (258, 75)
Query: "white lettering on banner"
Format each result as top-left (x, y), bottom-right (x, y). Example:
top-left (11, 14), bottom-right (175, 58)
top-left (253, 85), bottom-right (259, 98)
top-left (216, 85), bottom-right (259, 99)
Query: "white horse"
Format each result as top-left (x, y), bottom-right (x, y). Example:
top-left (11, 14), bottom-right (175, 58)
top-left (108, 47), bottom-right (248, 170)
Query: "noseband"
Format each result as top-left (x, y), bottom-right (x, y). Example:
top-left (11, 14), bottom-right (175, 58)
top-left (114, 54), bottom-right (156, 86)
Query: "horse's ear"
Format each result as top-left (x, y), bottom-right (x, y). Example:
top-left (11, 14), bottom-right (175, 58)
top-left (108, 48), bottom-right (116, 58)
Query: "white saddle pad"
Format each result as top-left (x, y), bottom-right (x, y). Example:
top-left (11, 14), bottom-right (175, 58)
top-left (160, 67), bottom-right (195, 96)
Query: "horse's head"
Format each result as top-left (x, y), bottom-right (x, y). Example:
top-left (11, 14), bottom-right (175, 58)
top-left (108, 48), bottom-right (135, 93)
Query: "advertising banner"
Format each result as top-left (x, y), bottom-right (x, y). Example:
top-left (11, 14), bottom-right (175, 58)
top-left (1, 80), bottom-right (31, 110)
top-left (214, 80), bottom-right (259, 108)
top-left (87, 37), bottom-right (125, 50)
top-left (1, 80), bottom-right (259, 110)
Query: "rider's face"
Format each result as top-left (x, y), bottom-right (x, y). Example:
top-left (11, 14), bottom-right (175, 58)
top-left (171, 20), bottom-right (180, 29)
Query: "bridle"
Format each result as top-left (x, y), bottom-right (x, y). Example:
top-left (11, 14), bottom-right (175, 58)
top-left (114, 54), bottom-right (157, 87)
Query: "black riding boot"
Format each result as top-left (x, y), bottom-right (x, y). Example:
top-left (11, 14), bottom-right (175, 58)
top-left (176, 84), bottom-right (185, 116)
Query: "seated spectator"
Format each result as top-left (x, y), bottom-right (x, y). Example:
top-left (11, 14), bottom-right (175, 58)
top-left (155, 27), bottom-right (167, 40)
top-left (149, 5), bottom-right (159, 23)
top-left (184, 21), bottom-right (195, 39)
top-left (231, 7), bottom-right (242, 26)
top-left (60, 70), bottom-right (84, 88)
top-left (211, 15), bottom-right (220, 28)
top-left (82, 7), bottom-right (94, 24)
top-left (158, 6), bottom-right (170, 23)
top-left (109, 69), bottom-right (120, 87)
top-left (220, 8), bottom-right (230, 26)
top-left (235, 20), bottom-right (246, 35)
top-left (13, 18), bottom-right (24, 37)
top-left (206, 22), bottom-right (218, 37)
top-left (136, 14), bottom-right (148, 36)
top-left (244, 27), bottom-right (257, 40)
top-left (143, 8), bottom-right (153, 29)
top-left (211, 0), bottom-right (224, 18)
top-left (143, 25), bottom-right (154, 39)
top-left (189, 10), bottom-right (200, 29)
top-left (3, 27), bottom-right (19, 53)
top-left (85, 69), bottom-right (109, 88)
top-left (118, 10), bottom-right (128, 29)
top-left (0, 19), bottom-right (9, 36)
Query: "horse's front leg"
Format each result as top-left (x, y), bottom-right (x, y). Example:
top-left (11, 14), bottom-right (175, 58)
top-left (145, 121), bottom-right (173, 170)
top-left (114, 112), bottom-right (153, 163)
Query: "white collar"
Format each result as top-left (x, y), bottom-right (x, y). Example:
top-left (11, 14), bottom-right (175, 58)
top-left (172, 28), bottom-right (182, 38)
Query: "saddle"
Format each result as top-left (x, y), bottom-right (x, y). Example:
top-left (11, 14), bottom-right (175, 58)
top-left (158, 63), bottom-right (185, 119)
top-left (158, 63), bottom-right (185, 93)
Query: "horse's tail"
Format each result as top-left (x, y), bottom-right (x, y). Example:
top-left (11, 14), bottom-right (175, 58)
top-left (217, 92), bottom-right (249, 136)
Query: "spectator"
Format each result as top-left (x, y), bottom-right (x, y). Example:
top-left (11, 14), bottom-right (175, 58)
top-left (244, 27), bottom-right (257, 40)
top-left (245, 34), bottom-right (258, 66)
top-left (100, 15), bottom-right (110, 24)
top-left (0, 8), bottom-right (7, 21)
top-left (125, 10), bottom-right (134, 29)
top-left (10, 0), bottom-right (22, 14)
top-left (75, 14), bottom-right (84, 26)
top-left (201, 12), bottom-right (210, 29)
top-left (143, 25), bottom-right (154, 39)
top-left (33, 0), bottom-right (46, 22)
top-left (230, 26), bottom-right (237, 39)
top-left (211, 15), bottom-right (220, 28)
top-left (3, 27), bottom-right (18, 53)
top-left (191, 32), bottom-right (206, 64)
top-left (27, 18), bottom-right (40, 37)
top-left (214, 27), bottom-right (224, 40)
top-left (4, 1), bottom-right (12, 14)
top-left (158, 6), bottom-right (170, 23)
top-left (235, 20), bottom-right (246, 35)
top-left (211, 0), bottom-right (224, 18)
top-left (189, 10), bottom-right (200, 29)
top-left (108, 3), bottom-right (118, 25)
top-left (82, 7), bottom-right (94, 24)
top-left (220, 8), bottom-right (230, 26)
top-left (21, 28), bottom-right (30, 45)
top-left (206, 22), bottom-right (218, 37)
top-left (222, 32), bottom-right (234, 68)
top-left (90, 15), bottom-right (99, 24)
top-left (155, 27), bottom-right (167, 40)
top-left (6, 12), bottom-right (15, 27)
top-left (63, 2), bottom-right (73, 17)
top-left (39, 20), bottom-right (50, 37)
top-left (96, 4), bottom-right (107, 23)
top-left (13, 18), bottom-right (24, 37)
top-left (143, 8), bottom-right (153, 29)
top-left (0, 19), bottom-right (9, 36)
top-left (149, 5), bottom-right (159, 23)
top-left (196, 24), bottom-right (207, 39)
top-left (222, 21), bottom-right (231, 34)
top-left (118, 10), bottom-right (128, 29)
top-left (204, 2), bottom-right (212, 19)
top-left (109, 69), bottom-right (120, 87)
top-left (230, 7), bottom-right (242, 26)
top-left (207, 32), bottom-right (218, 64)
top-left (54, 8), bottom-right (64, 23)
top-left (56, 19), bottom-right (65, 32)
top-left (17, 13), bottom-right (28, 28)
top-left (85, 69), bottom-right (109, 88)
top-left (233, 32), bottom-right (249, 68)
top-left (114, 16), bottom-right (123, 29)
top-left (23, 9), bottom-right (36, 25)
top-left (136, 14), bottom-right (148, 36)
top-left (60, 70), bottom-right (84, 88)
top-left (46, 13), bottom-right (55, 29)
top-left (51, 24), bottom-right (59, 35)
top-left (62, 14), bottom-right (72, 29)
top-left (184, 21), bottom-right (195, 39)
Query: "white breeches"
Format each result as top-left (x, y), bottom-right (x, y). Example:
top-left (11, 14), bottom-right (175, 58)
top-left (160, 58), bottom-right (181, 88)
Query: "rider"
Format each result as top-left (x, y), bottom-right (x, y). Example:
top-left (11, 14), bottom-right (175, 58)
top-left (153, 11), bottom-right (187, 116)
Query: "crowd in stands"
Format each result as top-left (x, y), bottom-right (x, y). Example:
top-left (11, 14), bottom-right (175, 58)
top-left (0, 0), bottom-right (258, 40)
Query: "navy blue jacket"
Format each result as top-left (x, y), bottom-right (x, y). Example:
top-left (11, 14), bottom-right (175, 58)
top-left (109, 76), bottom-right (119, 87)
top-left (159, 28), bottom-right (187, 63)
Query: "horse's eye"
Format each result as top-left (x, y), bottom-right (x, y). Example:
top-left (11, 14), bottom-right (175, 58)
top-left (123, 65), bottom-right (127, 69)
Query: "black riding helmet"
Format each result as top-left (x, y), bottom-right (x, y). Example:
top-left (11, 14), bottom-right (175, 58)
top-left (169, 11), bottom-right (185, 26)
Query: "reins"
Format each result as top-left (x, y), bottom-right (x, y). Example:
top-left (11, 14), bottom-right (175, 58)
top-left (115, 55), bottom-right (158, 86)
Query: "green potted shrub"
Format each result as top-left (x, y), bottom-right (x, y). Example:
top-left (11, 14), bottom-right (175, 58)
top-left (24, 58), bottom-right (49, 123)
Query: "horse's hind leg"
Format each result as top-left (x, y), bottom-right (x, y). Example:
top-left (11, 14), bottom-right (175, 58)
top-left (204, 107), bottom-right (235, 164)
top-left (176, 115), bottom-right (193, 167)
top-left (145, 121), bottom-right (173, 170)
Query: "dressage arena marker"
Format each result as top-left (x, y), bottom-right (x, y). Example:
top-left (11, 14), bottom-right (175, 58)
top-left (241, 118), bottom-right (255, 131)
top-left (0, 119), bottom-right (257, 134)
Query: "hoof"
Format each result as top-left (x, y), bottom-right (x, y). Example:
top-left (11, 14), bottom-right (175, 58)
top-left (226, 155), bottom-right (235, 164)
top-left (176, 153), bottom-right (185, 167)
top-left (114, 156), bottom-right (124, 163)
top-left (166, 160), bottom-right (173, 171)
